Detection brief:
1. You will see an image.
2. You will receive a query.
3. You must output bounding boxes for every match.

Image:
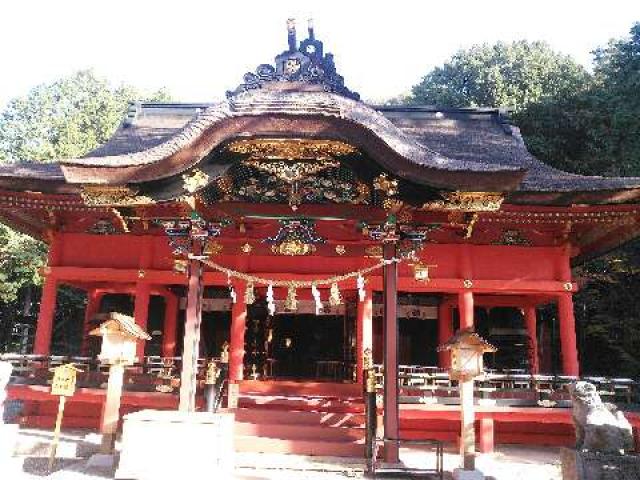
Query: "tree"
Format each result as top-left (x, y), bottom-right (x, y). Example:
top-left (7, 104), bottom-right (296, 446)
top-left (0, 70), bottom-right (171, 351)
top-left (409, 41), bottom-right (590, 111)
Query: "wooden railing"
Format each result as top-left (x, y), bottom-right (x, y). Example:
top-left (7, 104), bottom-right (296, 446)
top-left (0, 354), bottom-right (218, 394)
top-left (372, 364), bottom-right (638, 407)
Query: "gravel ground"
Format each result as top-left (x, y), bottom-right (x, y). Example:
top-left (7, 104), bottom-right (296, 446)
top-left (1, 427), bottom-right (562, 479)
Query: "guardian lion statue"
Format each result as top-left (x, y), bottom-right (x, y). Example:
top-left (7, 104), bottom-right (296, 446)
top-left (569, 381), bottom-right (634, 454)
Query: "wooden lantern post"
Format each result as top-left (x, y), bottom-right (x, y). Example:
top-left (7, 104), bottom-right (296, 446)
top-left (48, 363), bottom-right (83, 472)
top-left (438, 329), bottom-right (496, 476)
top-left (89, 312), bottom-right (151, 454)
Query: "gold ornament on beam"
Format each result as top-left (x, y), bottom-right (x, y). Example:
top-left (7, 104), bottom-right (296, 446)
top-left (422, 191), bottom-right (504, 212)
top-left (241, 243), bottom-right (253, 254)
top-left (80, 185), bottom-right (154, 207)
top-left (204, 241), bottom-right (224, 256)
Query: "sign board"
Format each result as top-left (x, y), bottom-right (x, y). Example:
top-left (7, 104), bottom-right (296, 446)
top-left (50, 364), bottom-right (82, 397)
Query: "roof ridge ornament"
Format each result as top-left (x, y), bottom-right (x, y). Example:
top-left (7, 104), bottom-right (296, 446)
top-left (227, 19), bottom-right (360, 101)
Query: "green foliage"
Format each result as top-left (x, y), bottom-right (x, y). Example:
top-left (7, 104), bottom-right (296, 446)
top-left (0, 70), bottom-right (171, 351)
top-left (0, 70), bottom-right (171, 164)
top-left (410, 41), bottom-right (590, 111)
top-left (405, 23), bottom-right (640, 377)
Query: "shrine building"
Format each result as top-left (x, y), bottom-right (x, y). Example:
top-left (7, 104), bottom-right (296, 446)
top-left (2, 21), bottom-right (640, 459)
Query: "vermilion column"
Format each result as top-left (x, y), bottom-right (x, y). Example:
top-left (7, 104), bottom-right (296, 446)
top-left (80, 290), bottom-right (104, 355)
top-left (356, 287), bottom-right (373, 383)
top-left (33, 274), bottom-right (58, 355)
top-left (524, 306), bottom-right (539, 374)
top-left (438, 301), bottom-right (453, 368)
top-left (458, 290), bottom-right (474, 330)
top-left (179, 240), bottom-right (204, 412)
top-left (133, 282), bottom-right (151, 360)
top-left (383, 242), bottom-right (399, 464)
top-left (162, 293), bottom-right (179, 358)
top-left (558, 294), bottom-right (579, 376)
top-left (33, 232), bottom-right (62, 355)
top-left (229, 280), bottom-right (248, 382)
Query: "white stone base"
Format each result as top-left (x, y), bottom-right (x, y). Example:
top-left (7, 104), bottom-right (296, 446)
top-left (453, 468), bottom-right (485, 480)
top-left (0, 424), bottom-right (18, 459)
top-left (116, 410), bottom-right (234, 480)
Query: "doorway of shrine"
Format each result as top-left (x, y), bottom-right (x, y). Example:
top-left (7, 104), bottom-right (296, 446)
top-left (268, 314), bottom-right (349, 381)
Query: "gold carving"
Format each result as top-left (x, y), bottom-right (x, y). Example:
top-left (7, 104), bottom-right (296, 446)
top-left (244, 158), bottom-right (339, 182)
top-left (422, 192), bottom-right (504, 212)
top-left (373, 174), bottom-right (398, 197)
top-left (364, 245), bottom-right (383, 258)
top-left (241, 243), bottom-right (253, 254)
top-left (204, 241), bottom-right (223, 256)
top-left (335, 245), bottom-right (346, 256)
top-left (272, 240), bottom-right (316, 256)
top-left (228, 138), bottom-right (357, 160)
top-left (81, 185), bottom-right (154, 207)
top-left (182, 168), bottom-right (210, 194)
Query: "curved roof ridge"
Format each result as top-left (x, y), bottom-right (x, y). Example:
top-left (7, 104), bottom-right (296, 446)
top-left (62, 90), bottom-right (523, 178)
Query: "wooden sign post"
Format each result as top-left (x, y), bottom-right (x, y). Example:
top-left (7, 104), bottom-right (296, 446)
top-left (89, 312), bottom-right (150, 454)
top-left (438, 329), bottom-right (496, 478)
top-left (48, 363), bottom-right (82, 473)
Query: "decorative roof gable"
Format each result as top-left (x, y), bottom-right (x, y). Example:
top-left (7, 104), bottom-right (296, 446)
top-left (227, 19), bottom-right (360, 101)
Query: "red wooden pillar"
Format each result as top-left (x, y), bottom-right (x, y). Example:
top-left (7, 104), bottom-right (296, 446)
top-left (383, 242), bottom-right (399, 463)
top-left (356, 287), bottom-right (373, 383)
top-left (478, 417), bottom-right (494, 453)
top-left (162, 293), bottom-right (179, 358)
top-left (558, 293), bottom-right (579, 376)
top-left (33, 274), bottom-right (58, 355)
top-left (438, 301), bottom-right (453, 368)
top-left (133, 282), bottom-right (151, 360)
top-left (33, 232), bottom-right (62, 355)
top-left (458, 290), bottom-right (474, 330)
top-left (80, 290), bottom-right (104, 355)
top-left (229, 280), bottom-right (247, 382)
top-left (524, 306), bottom-right (539, 374)
top-left (179, 240), bottom-right (204, 412)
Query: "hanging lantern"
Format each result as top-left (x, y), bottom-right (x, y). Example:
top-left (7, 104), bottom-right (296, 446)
top-left (266, 283), bottom-right (276, 316)
top-left (244, 282), bottom-right (256, 305)
top-left (413, 262), bottom-right (436, 282)
top-left (357, 274), bottom-right (366, 302)
top-left (329, 283), bottom-right (342, 306)
top-left (285, 284), bottom-right (298, 311)
top-left (311, 284), bottom-right (322, 315)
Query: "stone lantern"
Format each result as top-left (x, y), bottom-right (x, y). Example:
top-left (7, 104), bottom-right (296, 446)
top-left (89, 312), bottom-right (150, 454)
top-left (438, 329), bottom-right (496, 480)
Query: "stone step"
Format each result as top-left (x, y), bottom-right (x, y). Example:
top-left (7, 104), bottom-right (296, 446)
top-left (235, 421), bottom-right (364, 442)
top-left (234, 435), bottom-right (364, 457)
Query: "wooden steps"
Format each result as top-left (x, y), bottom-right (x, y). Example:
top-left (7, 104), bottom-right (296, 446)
top-left (233, 380), bottom-right (366, 457)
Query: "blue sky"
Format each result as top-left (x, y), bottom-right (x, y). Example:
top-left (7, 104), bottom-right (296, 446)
top-left (0, 0), bottom-right (638, 106)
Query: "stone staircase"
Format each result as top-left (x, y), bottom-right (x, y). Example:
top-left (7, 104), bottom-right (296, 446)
top-left (233, 380), bottom-right (366, 457)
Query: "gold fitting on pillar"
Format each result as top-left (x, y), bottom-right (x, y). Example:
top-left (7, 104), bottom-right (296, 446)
top-left (366, 368), bottom-right (377, 393)
top-left (463, 279), bottom-right (473, 289)
top-left (563, 282), bottom-right (573, 291)
top-left (363, 348), bottom-right (373, 371)
top-left (138, 269), bottom-right (146, 279)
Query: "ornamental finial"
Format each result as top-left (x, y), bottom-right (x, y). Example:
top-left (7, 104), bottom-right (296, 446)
top-left (308, 18), bottom-right (315, 40)
top-left (287, 18), bottom-right (297, 52)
